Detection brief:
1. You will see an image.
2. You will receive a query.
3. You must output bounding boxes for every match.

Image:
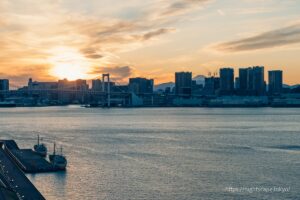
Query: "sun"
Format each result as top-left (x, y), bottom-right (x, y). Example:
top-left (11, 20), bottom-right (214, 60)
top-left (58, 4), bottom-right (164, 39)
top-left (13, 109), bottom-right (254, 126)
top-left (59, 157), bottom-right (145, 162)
top-left (48, 47), bottom-right (91, 80)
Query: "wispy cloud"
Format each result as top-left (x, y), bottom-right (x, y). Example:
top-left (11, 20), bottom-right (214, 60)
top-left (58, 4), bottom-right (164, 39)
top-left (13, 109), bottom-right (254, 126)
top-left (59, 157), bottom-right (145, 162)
top-left (158, 0), bottom-right (211, 17)
top-left (212, 22), bottom-right (300, 52)
top-left (90, 66), bottom-right (135, 83)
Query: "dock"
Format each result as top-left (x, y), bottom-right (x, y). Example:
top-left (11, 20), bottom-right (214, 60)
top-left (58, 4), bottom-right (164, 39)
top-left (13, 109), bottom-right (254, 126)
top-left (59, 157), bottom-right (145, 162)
top-left (0, 142), bottom-right (45, 200)
top-left (2, 140), bottom-right (64, 173)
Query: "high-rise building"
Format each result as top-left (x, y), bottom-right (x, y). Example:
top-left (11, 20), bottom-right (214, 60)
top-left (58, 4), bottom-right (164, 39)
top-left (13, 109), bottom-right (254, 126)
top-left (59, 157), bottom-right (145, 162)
top-left (92, 79), bottom-right (102, 91)
top-left (0, 79), bottom-right (9, 91)
top-left (58, 79), bottom-right (89, 103)
top-left (204, 77), bottom-right (220, 95)
top-left (129, 77), bottom-right (154, 94)
top-left (235, 77), bottom-right (240, 90)
top-left (268, 70), bottom-right (283, 95)
top-left (239, 68), bottom-right (249, 91)
top-left (238, 66), bottom-right (265, 96)
top-left (175, 72), bottom-right (192, 96)
top-left (252, 66), bottom-right (265, 96)
top-left (220, 68), bottom-right (234, 94)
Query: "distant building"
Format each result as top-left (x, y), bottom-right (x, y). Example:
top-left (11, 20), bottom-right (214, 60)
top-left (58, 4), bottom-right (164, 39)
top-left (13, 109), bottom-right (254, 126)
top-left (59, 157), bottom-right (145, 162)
top-left (92, 79), bottom-right (102, 91)
top-left (220, 68), bottom-right (234, 95)
top-left (58, 79), bottom-right (88, 91)
top-left (0, 79), bottom-right (9, 91)
top-left (235, 77), bottom-right (240, 90)
top-left (58, 79), bottom-right (89, 103)
top-left (129, 77), bottom-right (154, 94)
top-left (192, 80), bottom-right (203, 95)
top-left (239, 68), bottom-right (249, 92)
top-left (175, 72), bottom-right (192, 96)
top-left (238, 66), bottom-right (265, 96)
top-left (28, 78), bottom-right (58, 90)
top-left (204, 77), bottom-right (220, 95)
top-left (269, 70), bottom-right (283, 95)
top-left (252, 66), bottom-right (265, 96)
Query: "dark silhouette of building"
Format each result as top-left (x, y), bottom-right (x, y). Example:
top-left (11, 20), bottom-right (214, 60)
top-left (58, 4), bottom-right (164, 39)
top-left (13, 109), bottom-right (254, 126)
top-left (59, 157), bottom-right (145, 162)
top-left (235, 77), bottom-right (240, 90)
top-left (204, 77), bottom-right (220, 95)
top-left (269, 70), bottom-right (283, 95)
top-left (220, 68), bottom-right (234, 95)
top-left (238, 66), bottom-right (265, 96)
top-left (58, 79), bottom-right (89, 103)
top-left (175, 72), bottom-right (192, 96)
top-left (252, 66), bottom-right (265, 96)
top-left (239, 68), bottom-right (249, 92)
top-left (0, 79), bottom-right (9, 91)
top-left (92, 79), bottom-right (102, 91)
top-left (129, 77), bottom-right (154, 94)
top-left (28, 78), bottom-right (58, 90)
top-left (0, 79), bottom-right (9, 100)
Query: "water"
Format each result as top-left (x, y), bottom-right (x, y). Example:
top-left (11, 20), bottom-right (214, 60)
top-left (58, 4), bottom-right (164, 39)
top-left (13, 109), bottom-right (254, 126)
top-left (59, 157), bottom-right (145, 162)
top-left (0, 107), bottom-right (300, 200)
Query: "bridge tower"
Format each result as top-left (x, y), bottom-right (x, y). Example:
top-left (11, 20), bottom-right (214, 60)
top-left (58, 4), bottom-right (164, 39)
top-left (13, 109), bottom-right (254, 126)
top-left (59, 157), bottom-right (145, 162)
top-left (102, 73), bottom-right (110, 107)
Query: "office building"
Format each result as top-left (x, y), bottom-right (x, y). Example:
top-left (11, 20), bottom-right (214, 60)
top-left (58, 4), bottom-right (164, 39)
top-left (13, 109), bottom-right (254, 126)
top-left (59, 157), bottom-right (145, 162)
top-left (204, 77), bottom-right (220, 95)
top-left (28, 78), bottom-right (58, 90)
top-left (269, 70), bottom-right (283, 95)
top-left (238, 66), bottom-right (265, 96)
top-left (129, 77), bottom-right (154, 94)
top-left (220, 68), bottom-right (234, 94)
top-left (252, 66), bottom-right (265, 96)
top-left (239, 68), bottom-right (249, 91)
top-left (175, 72), bottom-right (192, 96)
top-left (92, 79), bottom-right (102, 91)
top-left (0, 79), bottom-right (9, 91)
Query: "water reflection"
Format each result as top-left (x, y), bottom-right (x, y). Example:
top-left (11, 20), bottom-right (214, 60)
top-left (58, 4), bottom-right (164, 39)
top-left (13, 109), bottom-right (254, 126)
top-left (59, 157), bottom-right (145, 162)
top-left (1, 107), bottom-right (300, 200)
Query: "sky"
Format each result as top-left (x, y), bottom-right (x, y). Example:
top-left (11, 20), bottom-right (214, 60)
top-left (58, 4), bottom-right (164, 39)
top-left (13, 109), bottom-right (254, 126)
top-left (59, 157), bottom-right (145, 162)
top-left (0, 0), bottom-right (300, 87)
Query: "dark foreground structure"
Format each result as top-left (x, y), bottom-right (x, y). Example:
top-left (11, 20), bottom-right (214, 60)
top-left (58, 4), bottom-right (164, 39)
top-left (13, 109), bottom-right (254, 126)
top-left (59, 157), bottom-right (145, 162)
top-left (3, 140), bottom-right (64, 173)
top-left (0, 141), bottom-right (45, 200)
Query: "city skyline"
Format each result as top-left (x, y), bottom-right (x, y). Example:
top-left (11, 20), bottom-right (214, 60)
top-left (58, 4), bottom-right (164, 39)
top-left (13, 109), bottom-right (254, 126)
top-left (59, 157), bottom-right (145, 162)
top-left (1, 66), bottom-right (291, 91)
top-left (1, 0), bottom-right (300, 86)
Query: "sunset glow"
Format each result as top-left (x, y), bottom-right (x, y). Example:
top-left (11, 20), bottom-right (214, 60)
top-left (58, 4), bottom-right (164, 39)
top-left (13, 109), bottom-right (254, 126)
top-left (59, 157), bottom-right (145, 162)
top-left (0, 0), bottom-right (299, 85)
top-left (49, 47), bottom-right (91, 80)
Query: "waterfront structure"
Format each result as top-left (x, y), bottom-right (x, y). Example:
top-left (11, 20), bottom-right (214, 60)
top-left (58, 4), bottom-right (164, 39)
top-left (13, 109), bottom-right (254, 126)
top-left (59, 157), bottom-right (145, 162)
top-left (220, 68), bottom-right (234, 95)
top-left (175, 72), bottom-right (192, 96)
top-left (1, 66), bottom-right (299, 107)
top-left (0, 79), bottom-right (9, 91)
top-left (92, 79), bottom-right (102, 91)
top-left (252, 66), bottom-right (265, 96)
top-left (269, 70), bottom-right (283, 95)
top-left (238, 68), bottom-right (248, 93)
top-left (58, 79), bottom-right (89, 104)
top-left (204, 77), bottom-right (220, 95)
top-left (129, 77), bottom-right (154, 94)
top-left (235, 77), bottom-right (240, 90)
top-left (238, 66), bottom-right (265, 96)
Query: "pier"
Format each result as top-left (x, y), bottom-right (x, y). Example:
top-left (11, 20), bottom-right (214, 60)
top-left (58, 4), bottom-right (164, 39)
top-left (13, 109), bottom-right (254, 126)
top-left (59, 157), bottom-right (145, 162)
top-left (0, 141), bottom-right (45, 200)
top-left (2, 140), bottom-right (64, 173)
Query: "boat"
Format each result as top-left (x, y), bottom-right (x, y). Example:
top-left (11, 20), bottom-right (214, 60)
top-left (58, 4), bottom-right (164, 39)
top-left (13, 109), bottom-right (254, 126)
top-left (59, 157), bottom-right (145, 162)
top-left (49, 143), bottom-right (67, 170)
top-left (33, 135), bottom-right (47, 157)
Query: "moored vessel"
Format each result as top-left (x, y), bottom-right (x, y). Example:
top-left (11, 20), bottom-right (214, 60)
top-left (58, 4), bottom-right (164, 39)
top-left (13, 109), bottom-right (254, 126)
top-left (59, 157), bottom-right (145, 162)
top-left (49, 143), bottom-right (67, 170)
top-left (33, 135), bottom-right (47, 157)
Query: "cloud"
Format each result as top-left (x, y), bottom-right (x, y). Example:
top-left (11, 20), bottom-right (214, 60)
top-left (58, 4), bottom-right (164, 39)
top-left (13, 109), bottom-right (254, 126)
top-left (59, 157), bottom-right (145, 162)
top-left (0, 64), bottom-right (55, 87)
top-left (141, 28), bottom-right (176, 40)
top-left (0, 0), bottom-right (212, 85)
top-left (158, 0), bottom-right (211, 18)
top-left (80, 48), bottom-right (104, 59)
top-left (90, 66), bottom-right (134, 82)
top-left (213, 23), bottom-right (300, 52)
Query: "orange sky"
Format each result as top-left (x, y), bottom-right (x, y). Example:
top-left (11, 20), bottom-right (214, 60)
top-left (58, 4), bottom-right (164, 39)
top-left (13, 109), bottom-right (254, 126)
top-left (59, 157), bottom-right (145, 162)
top-left (0, 0), bottom-right (300, 87)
